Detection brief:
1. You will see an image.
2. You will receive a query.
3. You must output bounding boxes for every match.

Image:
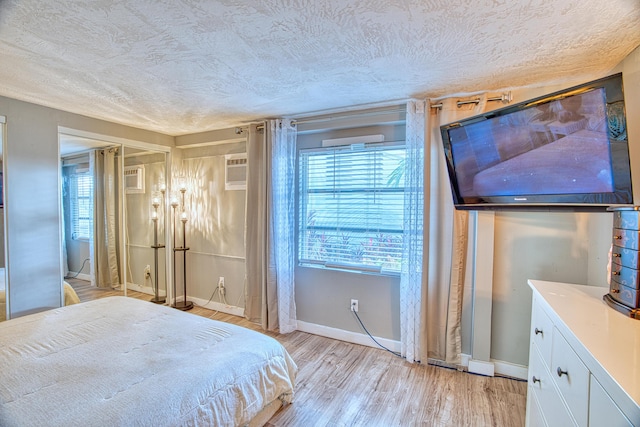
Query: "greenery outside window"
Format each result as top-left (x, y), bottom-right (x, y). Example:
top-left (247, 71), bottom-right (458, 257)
top-left (298, 142), bottom-right (406, 274)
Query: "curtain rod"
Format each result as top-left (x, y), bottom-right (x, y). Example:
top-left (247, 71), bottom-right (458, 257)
top-left (239, 106), bottom-right (407, 134)
top-left (430, 92), bottom-right (512, 110)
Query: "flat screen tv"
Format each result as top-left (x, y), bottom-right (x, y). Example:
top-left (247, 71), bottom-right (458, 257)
top-left (440, 73), bottom-right (632, 211)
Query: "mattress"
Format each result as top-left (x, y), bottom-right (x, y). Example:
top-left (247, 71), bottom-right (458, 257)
top-left (0, 296), bottom-right (297, 427)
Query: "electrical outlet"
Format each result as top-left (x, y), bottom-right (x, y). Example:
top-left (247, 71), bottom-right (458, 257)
top-left (350, 299), bottom-right (358, 312)
top-left (144, 265), bottom-right (151, 278)
top-left (218, 277), bottom-right (225, 295)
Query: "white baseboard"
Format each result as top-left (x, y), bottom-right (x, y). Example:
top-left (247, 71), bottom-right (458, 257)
top-left (188, 295), bottom-right (244, 317)
top-left (468, 359), bottom-right (495, 377)
top-left (459, 353), bottom-right (527, 380)
top-left (492, 359), bottom-right (528, 380)
top-left (65, 272), bottom-right (91, 282)
top-left (296, 320), bottom-right (402, 353)
top-left (126, 282), bottom-right (155, 296)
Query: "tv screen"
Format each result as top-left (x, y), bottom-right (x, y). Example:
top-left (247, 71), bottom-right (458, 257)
top-left (440, 73), bottom-right (632, 211)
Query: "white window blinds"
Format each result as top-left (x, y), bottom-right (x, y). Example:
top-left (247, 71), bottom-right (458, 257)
top-left (298, 143), bottom-right (406, 274)
top-left (70, 170), bottom-right (93, 241)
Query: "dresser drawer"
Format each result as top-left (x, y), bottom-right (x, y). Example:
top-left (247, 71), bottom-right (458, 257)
top-left (527, 390), bottom-right (547, 427)
top-left (529, 344), bottom-right (576, 427)
top-left (612, 208), bottom-right (640, 230)
top-left (610, 263), bottom-right (640, 290)
top-left (610, 280), bottom-right (640, 308)
top-left (531, 299), bottom-right (553, 369)
top-left (613, 228), bottom-right (640, 250)
top-left (589, 374), bottom-right (633, 427)
top-left (611, 245), bottom-right (640, 270)
top-left (551, 328), bottom-right (589, 427)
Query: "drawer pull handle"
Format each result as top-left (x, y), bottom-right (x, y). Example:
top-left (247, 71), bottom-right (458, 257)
top-left (612, 271), bottom-right (620, 276)
top-left (532, 376), bottom-right (541, 384)
top-left (534, 328), bottom-right (543, 336)
top-left (556, 367), bottom-right (568, 377)
top-left (614, 235), bottom-right (622, 240)
top-left (613, 253), bottom-right (621, 257)
top-left (611, 289), bottom-right (620, 293)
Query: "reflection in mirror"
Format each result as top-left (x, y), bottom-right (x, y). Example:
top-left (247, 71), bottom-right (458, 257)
top-left (0, 119), bottom-right (5, 321)
top-left (123, 147), bottom-right (167, 303)
top-left (61, 135), bottom-right (124, 301)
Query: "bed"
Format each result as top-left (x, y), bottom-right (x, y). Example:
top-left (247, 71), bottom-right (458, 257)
top-left (0, 296), bottom-right (297, 426)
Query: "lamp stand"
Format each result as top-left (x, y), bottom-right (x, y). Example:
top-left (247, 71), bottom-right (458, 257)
top-left (171, 188), bottom-right (193, 311)
top-left (150, 215), bottom-right (165, 304)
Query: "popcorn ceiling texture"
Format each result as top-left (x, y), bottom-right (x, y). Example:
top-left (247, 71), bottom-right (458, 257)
top-left (0, 0), bottom-right (638, 135)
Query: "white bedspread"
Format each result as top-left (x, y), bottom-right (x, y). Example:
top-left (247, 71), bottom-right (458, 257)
top-left (0, 296), bottom-right (297, 427)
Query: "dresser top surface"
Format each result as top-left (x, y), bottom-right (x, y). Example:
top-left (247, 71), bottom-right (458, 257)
top-left (528, 280), bottom-right (640, 415)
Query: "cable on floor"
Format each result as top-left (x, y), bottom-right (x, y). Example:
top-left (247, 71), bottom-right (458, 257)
top-left (351, 309), bottom-right (403, 358)
top-left (66, 258), bottom-right (90, 279)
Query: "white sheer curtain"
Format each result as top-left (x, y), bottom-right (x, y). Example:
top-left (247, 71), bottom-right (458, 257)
top-left (425, 94), bottom-right (488, 365)
top-left (245, 120), bottom-right (297, 333)
top-left (400, 100), bottom-right (426, 363)
top-left (90, 148), bottom-right (120, 289)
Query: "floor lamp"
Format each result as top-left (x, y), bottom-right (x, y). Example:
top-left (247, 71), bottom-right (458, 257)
top-left (171, 181), bottom-right (193, 311)
top-left (149, 191), bottom-right (165, 304)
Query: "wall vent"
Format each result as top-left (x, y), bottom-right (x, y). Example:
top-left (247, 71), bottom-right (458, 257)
top-left (225, 154), bottom-right (247, 190)
top-left (124, 165), bottom-right (145, 193)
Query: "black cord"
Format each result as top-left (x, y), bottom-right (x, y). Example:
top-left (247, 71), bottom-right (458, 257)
top-left (351, 310), bottom-right (403, 358)
top-left (66, 258), bottom-right (90, 279)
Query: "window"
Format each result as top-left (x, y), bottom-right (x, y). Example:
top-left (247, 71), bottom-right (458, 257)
top-left (69, 169), bottom-right (93, 241)
top-left (299, 143), bottom-right (406, 274)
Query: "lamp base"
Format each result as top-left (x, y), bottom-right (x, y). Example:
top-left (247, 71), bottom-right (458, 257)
top-left (150, 296), bottom-right (166, 304)
top-left (172, 300), bottom-right (194, 311)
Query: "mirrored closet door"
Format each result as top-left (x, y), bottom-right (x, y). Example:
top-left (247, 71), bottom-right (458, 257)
top-left (122, 146), bottom-right (168, 303)
top-left (0, 118), bottom-right (6, 321)
top-left (60, 130), bottom-right (170, 305)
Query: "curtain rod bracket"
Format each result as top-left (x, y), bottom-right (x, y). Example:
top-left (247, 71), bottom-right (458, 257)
top-left (430, 91), bottom-right (512, 110)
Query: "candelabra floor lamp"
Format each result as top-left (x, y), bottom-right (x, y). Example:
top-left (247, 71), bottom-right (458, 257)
top-left (150, 195), bottom-right (165, 304)
top-left (171, 182), bottom-right (193, 311)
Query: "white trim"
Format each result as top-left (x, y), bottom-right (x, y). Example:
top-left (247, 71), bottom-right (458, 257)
top-left (471, 211), bottom-right (495, 362)
top-left (459, 353), bottom-right (528, 380)
top-left (188, 295), bottom-right (244, 317)
top-left (57, 127), bottom-right (171, 153)
top-left (492, 359), bottom-right (528, 380)
top-left (124, 281), bottom-right (154, 295)
top-left (468, 359), bottom-right (495, 377)
top-left (296, 320), bottom-right (402, 353)
top-left (0, 115), bottom-right (5, 124)
top-left (322, 134), bottom-right (384, 147)
top-left (176, 137), bottom-right (246, 149)
top-left (66, 272), bottom-right (91, 282)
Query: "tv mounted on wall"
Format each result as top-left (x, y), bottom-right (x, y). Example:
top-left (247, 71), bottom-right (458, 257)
top-left (440, 73), bottom-right (632, 211)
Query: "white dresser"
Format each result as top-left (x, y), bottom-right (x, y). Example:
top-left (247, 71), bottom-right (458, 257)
top-left (526, 280), bottom-right (640, 427)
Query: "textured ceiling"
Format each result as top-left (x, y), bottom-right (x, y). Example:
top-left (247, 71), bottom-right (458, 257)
top-left (0, 0), bottom-right (639, 136)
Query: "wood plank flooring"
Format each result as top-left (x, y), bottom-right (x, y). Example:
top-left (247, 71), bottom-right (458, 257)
top-left (66, 278), bottom-right (527, 427)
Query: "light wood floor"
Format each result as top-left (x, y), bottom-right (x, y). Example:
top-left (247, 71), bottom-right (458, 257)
top-left (67, 278), bottom-right (528, 427)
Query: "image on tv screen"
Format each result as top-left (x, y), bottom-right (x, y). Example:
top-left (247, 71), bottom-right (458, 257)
top-left (448, 88), bottom-right (618, 198)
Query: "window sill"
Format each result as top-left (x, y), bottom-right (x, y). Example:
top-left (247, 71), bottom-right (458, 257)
top-left (297, 261), bottom-right (400, 278)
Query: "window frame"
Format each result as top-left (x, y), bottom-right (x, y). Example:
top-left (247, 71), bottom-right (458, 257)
top-left (297, 141), bottom-right (406, 276)
top-left (69, 168), bottom-right (93, 242)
